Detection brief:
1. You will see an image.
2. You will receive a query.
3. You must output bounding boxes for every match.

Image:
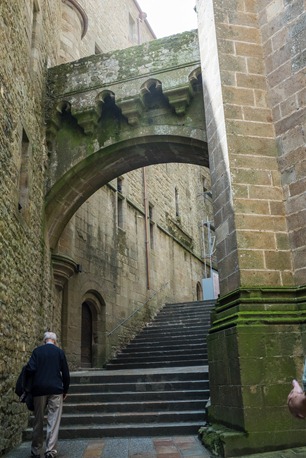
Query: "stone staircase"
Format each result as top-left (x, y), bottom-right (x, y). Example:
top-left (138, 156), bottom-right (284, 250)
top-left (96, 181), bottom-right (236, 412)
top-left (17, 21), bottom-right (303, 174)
top-left (23, 299), bottom-right (214, 439)
top-left (105, 300), bottom-right (213, 370)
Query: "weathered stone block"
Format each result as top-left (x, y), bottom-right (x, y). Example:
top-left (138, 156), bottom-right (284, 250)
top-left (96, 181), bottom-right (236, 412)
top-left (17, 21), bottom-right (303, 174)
top-left (223, 86), bottom-right (255, 105)
top-left (235, 42), bottom-right (262, 57)
top-left (265, 250), bottom-right (292, 270)
top-left (239, 250), bottom-right (265, 269)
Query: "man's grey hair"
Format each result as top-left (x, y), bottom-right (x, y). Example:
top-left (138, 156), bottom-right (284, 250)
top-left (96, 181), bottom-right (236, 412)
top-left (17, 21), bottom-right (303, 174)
top-left (44, 331), bottom-right (57, 343)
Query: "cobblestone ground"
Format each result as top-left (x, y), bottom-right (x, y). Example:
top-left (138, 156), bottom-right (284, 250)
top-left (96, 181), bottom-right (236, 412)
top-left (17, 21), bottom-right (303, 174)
top-left (2, 436), bottom-right (212, 458)
top-left (3, 436), bottom-right (306, 457)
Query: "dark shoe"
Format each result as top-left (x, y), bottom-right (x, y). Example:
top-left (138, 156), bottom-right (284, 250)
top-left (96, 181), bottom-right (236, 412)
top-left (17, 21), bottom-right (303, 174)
top-left (45, 453), bottom-right (55, 458)
top-left (31, 453), bottom-right (40, 458)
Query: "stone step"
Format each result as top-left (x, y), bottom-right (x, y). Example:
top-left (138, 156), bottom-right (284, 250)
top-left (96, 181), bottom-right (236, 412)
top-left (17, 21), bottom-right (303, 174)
top-left (139, 323), bottom-right (210, 332)
top-left (107, 353), bottom-right (208, 365)
top-left (59, 410), bottom-right (205, 426)
top-left (66, 389), bottom-right (208, 403)
top-left (70, 367), bottom-right (208, 384)
top-left (26, 410), bottom-right (207, 428)
top-left (131, 331), bottom-right (208, 342)
top-left (117, 348), bottom-right (207, 359)
top-left (120, 343), bottom-right (207, 353)
top-left (163, 300), bottom-right (215, 308)
top-left (126, 336), bottom-right (206, 346)
top-left (154, 306), bottom-right (212, 314)
top-left (69, 379), bottom-right (209, 394)
top-left (63, 399), bottom-right (206, 413)
top-left (23, 421), bottom-right (205, 440)
top-left (22, 299), bottom-right (214, 440)
top-left (105, 359), bottom-right (207, 370)
top-left (153, 310), bottom-right (211, 318)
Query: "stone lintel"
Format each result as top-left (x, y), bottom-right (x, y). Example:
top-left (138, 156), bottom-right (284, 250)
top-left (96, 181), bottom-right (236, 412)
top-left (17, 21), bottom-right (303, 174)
top-left (51, 254), bottom-right (79, 290)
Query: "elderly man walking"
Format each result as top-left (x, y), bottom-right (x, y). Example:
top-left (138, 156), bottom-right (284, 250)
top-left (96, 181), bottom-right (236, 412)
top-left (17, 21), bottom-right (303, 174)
top-left (26, 331), bottom-right (70, 458)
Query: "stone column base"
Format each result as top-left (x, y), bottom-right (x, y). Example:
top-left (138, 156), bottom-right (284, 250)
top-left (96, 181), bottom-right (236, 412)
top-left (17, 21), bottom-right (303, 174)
top-left (203, 285), bottom-right (306, 457)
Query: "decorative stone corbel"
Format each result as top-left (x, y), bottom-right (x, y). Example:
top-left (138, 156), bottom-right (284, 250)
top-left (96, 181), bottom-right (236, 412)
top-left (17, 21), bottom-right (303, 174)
top-left (116, 97), bottom-right (144, 125)
top-left (46, 101), bottom-right (71, 141)
top-left (164, 85), bottom-right (193, 116)
top-left (46, 114), bottom-right (61, 142)
top-left (71, 107), bottom-right (100, 135)
top-left (51, 254), bottom-right (80, 291)
top-left (189, 67), bottom-right (202, 88)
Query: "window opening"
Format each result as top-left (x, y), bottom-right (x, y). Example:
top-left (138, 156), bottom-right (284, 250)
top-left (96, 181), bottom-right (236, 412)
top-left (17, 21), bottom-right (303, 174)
top-left (175, 187), bottom-right (180, 219)
top-left (18, 129), bottom-right (30, 212)
top-left (117, 177), bottom-right (123, 194)
top-left (129, 13), bottom-right (137, 43)
top-left (31, 0), bottom-right (41, 71)
top-left (81, 302), bottom-right (93, 368)
top-left (149, 203), bottom-right (154, 249)
top-left (117, 177), bottom-right (124, 228)
top-left (95, 43), bottom-right (102, 54)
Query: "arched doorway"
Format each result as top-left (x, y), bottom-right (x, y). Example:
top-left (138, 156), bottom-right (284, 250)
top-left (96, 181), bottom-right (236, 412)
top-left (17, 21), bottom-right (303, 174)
top-left (81, 301), bottom-right (93, 367)
top-left (196, 282), bottom-right (203, 301)
top-left (79, 291), bottom-right (106, 368)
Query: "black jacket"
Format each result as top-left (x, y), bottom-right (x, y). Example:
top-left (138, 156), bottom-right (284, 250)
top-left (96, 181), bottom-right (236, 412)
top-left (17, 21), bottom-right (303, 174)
top-left (26, 343), bottom-right (70, 397)
top-left (15, 365), bottom-right (34, 411)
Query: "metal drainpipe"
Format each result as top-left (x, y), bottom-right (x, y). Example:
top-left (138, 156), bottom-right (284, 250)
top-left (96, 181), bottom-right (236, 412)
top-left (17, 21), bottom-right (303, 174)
top-left (139, 11), bottom-right (150, 289)
top-left (142, 167), bottom-right (151, 290)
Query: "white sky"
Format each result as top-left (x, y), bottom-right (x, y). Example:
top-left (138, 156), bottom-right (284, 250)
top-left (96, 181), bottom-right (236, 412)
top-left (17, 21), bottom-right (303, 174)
top-left (137, 0), bottom-right (198, 38)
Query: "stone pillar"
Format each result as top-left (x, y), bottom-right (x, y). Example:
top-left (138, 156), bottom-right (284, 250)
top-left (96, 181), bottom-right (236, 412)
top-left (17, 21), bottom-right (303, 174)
top-left (197, 0), bottom-right (306, 455)
top-left (51, 253), bottom-right (78, 347)
top-left (197, 0), bottom-right (292, 296)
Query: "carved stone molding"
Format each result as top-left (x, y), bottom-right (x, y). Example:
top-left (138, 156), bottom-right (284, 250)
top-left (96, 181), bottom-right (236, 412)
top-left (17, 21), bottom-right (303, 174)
top-left (164, 85), bottom-right (193, 116)
top-left (71, 108), bottom-right (100, 134)
top-left (62, 0), bottom-right (88, 39)
top-left (46, 101), bottom-right (70, 140)
top-left (116, 98), bottom-right (144, 125)
top-left (51, 254), bottom-right (79, 290)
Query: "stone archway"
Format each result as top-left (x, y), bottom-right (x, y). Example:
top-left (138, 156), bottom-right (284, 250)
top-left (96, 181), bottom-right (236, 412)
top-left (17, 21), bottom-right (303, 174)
top-left (45, 27), bottom-right (302, 455)
top-left (46, 135), bottom-right (209, 250)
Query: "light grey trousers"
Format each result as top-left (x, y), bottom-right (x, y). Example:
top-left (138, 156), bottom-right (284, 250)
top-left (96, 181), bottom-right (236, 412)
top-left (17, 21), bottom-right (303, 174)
top-left (31, 394), bottom-right (63, 456)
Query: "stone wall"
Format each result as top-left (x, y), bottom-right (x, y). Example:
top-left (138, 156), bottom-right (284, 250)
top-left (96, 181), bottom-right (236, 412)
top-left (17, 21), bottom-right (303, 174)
top-left (197, 0), bottom-right (306, 454)
top-left (57, 162), bottom-right (211, 367)
top-left (0, 0), bottom-right (62, 453)
top-left (197, 0), bottom-right (293, 295)
top-left (60, 0), bottom-right (155, 62)
top-left (258, 0), bottom-right (306, 285)
top-left (0, 0), bottom-right (157, 453)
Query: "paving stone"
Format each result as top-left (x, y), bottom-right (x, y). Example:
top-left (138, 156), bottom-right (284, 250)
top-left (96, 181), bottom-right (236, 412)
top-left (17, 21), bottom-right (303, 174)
top-left (129, 437), bottom-right (156, 454)
top-left (101, 438), bottom-right (129, 458)
top-left (4, 437), bottom-right (306, 458)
